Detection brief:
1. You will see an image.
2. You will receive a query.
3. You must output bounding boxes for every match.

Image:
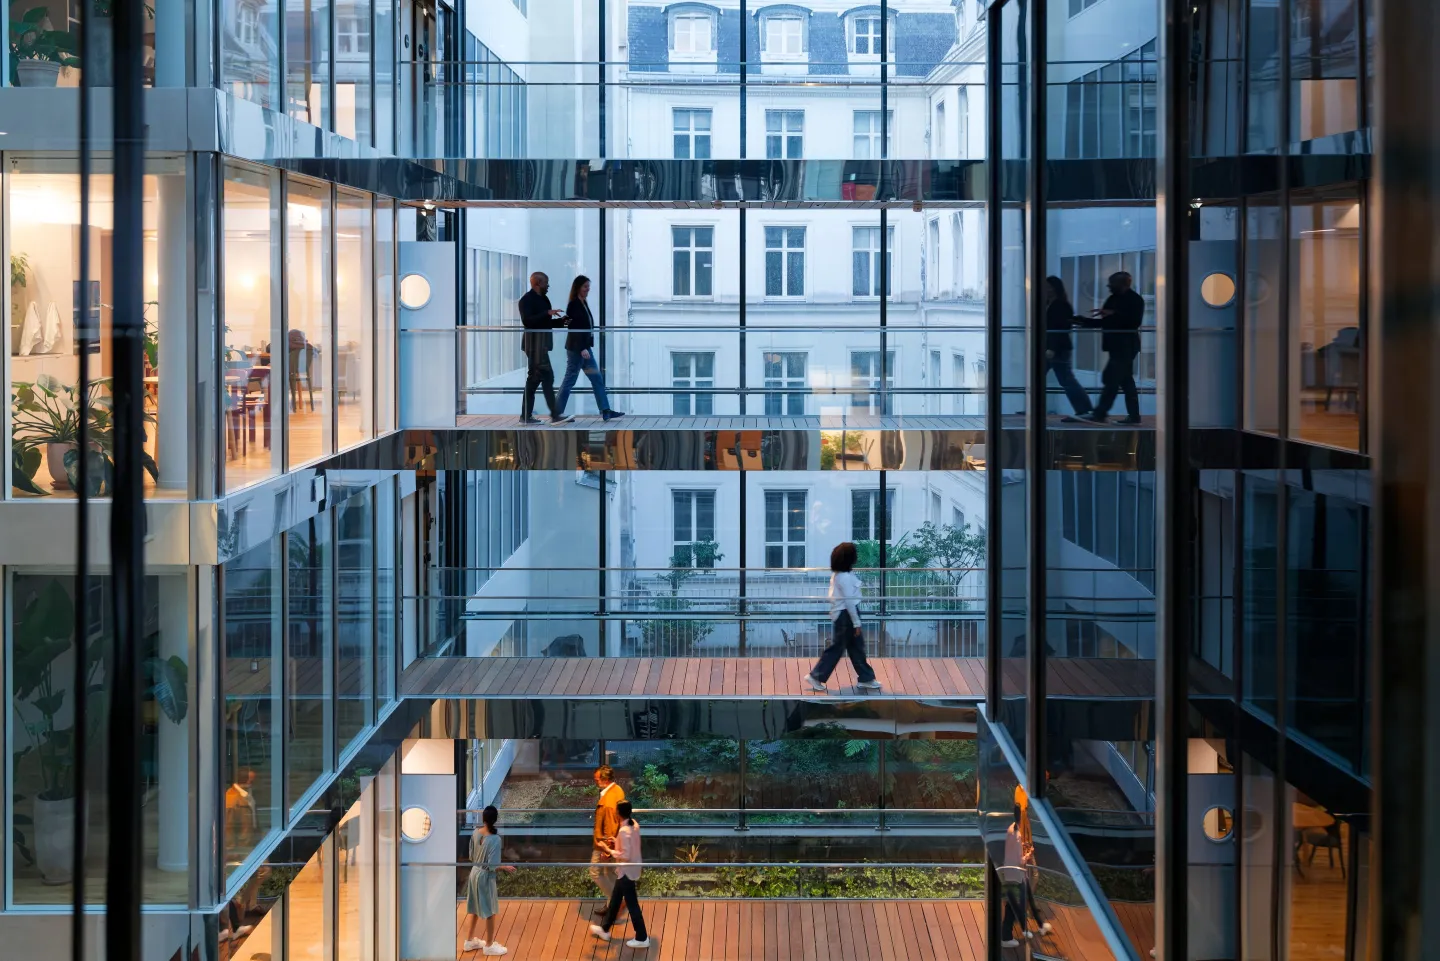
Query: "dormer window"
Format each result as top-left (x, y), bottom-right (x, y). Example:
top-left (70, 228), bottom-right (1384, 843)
top-left (669, 4), bottom-right (719, 71)
top-left (844, 7), bottom-right (894, 66)
top-left (759, 10), bottom-right (807, 59)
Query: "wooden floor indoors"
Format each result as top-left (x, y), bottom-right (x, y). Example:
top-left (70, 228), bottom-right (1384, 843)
top-left (454, 413), bottom-right (1155, 433)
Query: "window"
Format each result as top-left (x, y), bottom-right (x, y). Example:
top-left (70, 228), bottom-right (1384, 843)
top-left (672, 351), bottom-right (715, 415)
top-left (1068, 0), bottom-right (1101, 14)
top-left (765, 491), bottom-right (807, 568)
top-left (337, 14), bottom-right (369, 54)
top-left (762, 15), bottom-right (806, 57)
top-left (672, 226), bottom-right (714, 297)
top-left (935, 100), bottom-right (947, 156)
top-left (237, 2), bottom-right (259, 44)
top-left (673, 490), bottom-right (718, 567)
top-left (852, 15), bottom-right (882, 55)
top-left (765, 110), bottom-right (805, 159)
top-left (927, 216), bottom-right (944, 295)
top-left (671, 12), bottom-right (714, 55)
top-left (953, 506), bottom-right (966, 530)
top-left (929, 491), bottom-right (943, 526)
top-left (764, 226), bottom-right (806, 297)
top-left (930, 349), bottom-right (942, 395)
top-left (850, 349), bottom-right (895, 415)
top-left (852, 226), bottom-right (894, 297)
top-left (1062, 41), bottom-right (1157, 158)
top-left (851, 489), bottom-right (895, 542)
top-left (763, 351), bottom-right (807, 415)
top-left (510, 0), bottom-right (526, 13)
top-left (952, 352), bottom-right (968, 414)
top-left (853, 110), bottom-right (894, 159)
top-left (957, 88), bottom-right (970, 157)
top-left (951, 213), bottom-right (965, 296)
top-left (673, 108), bottom-right (712, 159)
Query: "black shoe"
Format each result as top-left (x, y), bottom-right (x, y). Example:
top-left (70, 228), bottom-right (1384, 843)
top-left (550, 414), bottom-right (575, 425)
top-left (1060, 414), bottom-right (1090, 423)
top-left (519, 416), bottom-right (542, 425)
top-left (602, 410), bottom-right (625, 421)
top-left (1082, 412), bottom-right (1109, 424)
top-left (1117, 416), bottom-right (1143, 425)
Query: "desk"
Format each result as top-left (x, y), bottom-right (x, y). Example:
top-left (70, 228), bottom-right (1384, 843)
top-left (1292, 804), bottom-right (1334, 830)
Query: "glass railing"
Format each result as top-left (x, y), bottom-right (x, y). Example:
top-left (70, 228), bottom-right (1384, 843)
top-left (456, 807), bottom-right (980, 831)
top-left (402, 859), bottom-right (987, 901)
top-left (440, 323), bottom-right (1163, 422)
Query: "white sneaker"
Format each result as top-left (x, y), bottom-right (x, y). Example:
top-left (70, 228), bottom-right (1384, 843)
top-left (482, 944), bottom-right (508, 956)
top-left (856, 680), bottom-right (882, 690)
top-left (1024, 929), bottom-right (1034, 939)
top-left (235, 925), bottom-right (254, 938)
top-left (804, 674), bottom-right (827, 692)
top-left (589, 924), bottom-right (612, 942)
top-left (626, 938), bottom-right (652, 949)
top-left (1040, 922), bottom-right (1053, 935)
top-left (217, 930), bottom-right (233, 943)
top-left (1001, 939), bottom-right (1020, 948)
top-left (462, 938), bottom-right (484, 952)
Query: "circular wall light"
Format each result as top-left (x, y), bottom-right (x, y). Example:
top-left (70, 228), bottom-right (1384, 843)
top-left (399, 272), bottom-right (432, 310)
top-left (1200, 271), bottom-right (1237, 308)
top-left (400, 805), bottom-right (433, 843)
top-left (1202, 805), bottom-right (1235, 842)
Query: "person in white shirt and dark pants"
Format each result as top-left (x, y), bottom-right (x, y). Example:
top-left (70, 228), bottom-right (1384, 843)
top-left (806, 542), bottom-right (882, 692)
top-left (589, 801), bottom-right (650, 949)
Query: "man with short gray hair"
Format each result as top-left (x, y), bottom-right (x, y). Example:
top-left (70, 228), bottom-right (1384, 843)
top-left (517, 272), bottom-right (573, 425)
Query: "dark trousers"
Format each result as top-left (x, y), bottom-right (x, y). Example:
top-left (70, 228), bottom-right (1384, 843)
top-left (810, 611), bottom-right (876, 684)
top-left (1024, 877), bottom-right (1047, 926)
top-left (598, 875), bottom-right (647, 941)
top-left (1000, 880), bottom-right (1026, 940)
top-left (522, 348), bottom-right (557, 419)
top-left (1047, 350), bottom-right (1093, 415)
top-left (1094, 348), bottom-right (1140, 420)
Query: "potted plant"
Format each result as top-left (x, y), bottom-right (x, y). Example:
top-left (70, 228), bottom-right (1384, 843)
top-left (10, 579), bottom-right (103, 883)
top-left (9, 7), bottom-right (80, 87)
top-left (11, 375), bottom-right (158, 495)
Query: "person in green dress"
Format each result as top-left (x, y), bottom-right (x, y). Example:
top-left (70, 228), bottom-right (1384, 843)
top-left (461, 805), bottom-right (515, 956)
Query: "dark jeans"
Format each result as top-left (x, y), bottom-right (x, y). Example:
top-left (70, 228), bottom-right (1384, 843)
top-left (1047, 350), bottom-right (1093, 415)
top-left (598, 875), bottom-right (647, 941)
top-left (810, 610), bottom-right (876, 684)
top-left (522, 348), bottom-right (557, 419)
top-left (1094, 348), bottom-right (1140, 420)
top-left (1000, 880), bottom-right (1027, 940)
top-left (556, 349), bottom-right (611, 415)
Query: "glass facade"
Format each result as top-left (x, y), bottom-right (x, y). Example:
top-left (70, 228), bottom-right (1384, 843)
top-left (3, 0), bottom-right (1431, 958)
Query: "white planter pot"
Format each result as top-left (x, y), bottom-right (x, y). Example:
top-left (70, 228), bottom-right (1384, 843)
top-left (16, 59), bottom-right (61, 87)
top-left (33, 795), bottom-right (76, 885)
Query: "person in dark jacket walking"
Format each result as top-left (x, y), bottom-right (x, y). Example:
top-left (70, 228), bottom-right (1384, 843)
top-left (1082, 271), bottom-right (1145, 424)
top-left (517, 272), bottom-right (573, 425)
top-left (1043, 276), bottom-right (1094, 421)
top-left (555, 275), bottom-right (624, 422)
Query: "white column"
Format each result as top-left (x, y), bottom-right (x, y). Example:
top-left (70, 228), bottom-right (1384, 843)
top-left (157, 174), bottom-right (188, 490)
top-left (156, 574), bottom-right (190, 872)
top-left (152, 0), bottom-right (185, 87)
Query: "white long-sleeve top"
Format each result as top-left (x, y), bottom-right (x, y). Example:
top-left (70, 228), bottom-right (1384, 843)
top-left (828, 571), bottom-right (863, 624)
top-left (613, 820), bottom-right (643, 881)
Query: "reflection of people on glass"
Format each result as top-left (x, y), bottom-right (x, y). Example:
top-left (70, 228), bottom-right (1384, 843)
top-left (1080, 270), bottom-right (1145, 424)
top-left (554, 275), bottom-right (623, 422)
top-left (589, 801), bottom-right (651, 949)
top-left (1043, 275), bottom-right (1094, 421)
top-left (461, 805), bottom-right (516, 956)
top-left (806, 542), bottom-right (882, 693)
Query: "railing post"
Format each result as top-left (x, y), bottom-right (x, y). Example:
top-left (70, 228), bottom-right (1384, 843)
top-left (737, 738), bottom-right (749, 831)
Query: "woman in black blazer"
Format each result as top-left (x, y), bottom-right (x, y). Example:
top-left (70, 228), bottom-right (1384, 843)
top-left (554, 275), bottom-right (623, 422)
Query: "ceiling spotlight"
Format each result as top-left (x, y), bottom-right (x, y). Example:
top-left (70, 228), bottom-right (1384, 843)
top-left (912, 200), bottom-right (923, 213)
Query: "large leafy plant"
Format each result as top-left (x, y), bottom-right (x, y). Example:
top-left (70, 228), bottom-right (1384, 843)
top-left (9, 7), bottom-right (80, 66)
top-left (11, 375), bottom-right (158, 496)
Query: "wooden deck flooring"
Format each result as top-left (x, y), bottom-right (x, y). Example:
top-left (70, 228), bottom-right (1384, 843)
top-left (450, 897), bottom-right (1154, 961)
top-left (399, 655), bottom-right (1177, 701)
top-left (455, 414), bottom-right (1155, 432)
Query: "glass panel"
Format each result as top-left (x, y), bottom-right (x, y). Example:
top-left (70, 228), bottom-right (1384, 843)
top-left (376, 199), bottom-right (397, 434)
top-left (376, 478), bottom-right (397, 705)
top-left (223, 539), bottom-right (284, 878)
top-left (336, 190), bottom-right (375, 450)
top-left (336, 778), bottom-right (376, 961)
top-left (337, 488), bottom-right (374, 753)
top-left (287, 840), bottom-right (333, 961)
top-left (222, 0), bottom-right (282, 109)
top-left (1244, 199), bottom-right (1283, 435)
top-left (286, 179), bottom-right (333, 466)
top-left (287, 0), bottom-right (331, 127)
top-left (287, 513), bottom-right (334, 811)
top-left (1290, 191), bottom-right (1362, 451)
top-left (335, 0), bottom-right (373, 143)
top-left (223, 162), bottom-right (283, 492)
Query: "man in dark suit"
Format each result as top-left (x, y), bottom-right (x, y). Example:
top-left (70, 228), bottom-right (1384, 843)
top-left (518, 271), bottom-right (573, 424)
top-left (1083, 271), bottom-right (1146, 425)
